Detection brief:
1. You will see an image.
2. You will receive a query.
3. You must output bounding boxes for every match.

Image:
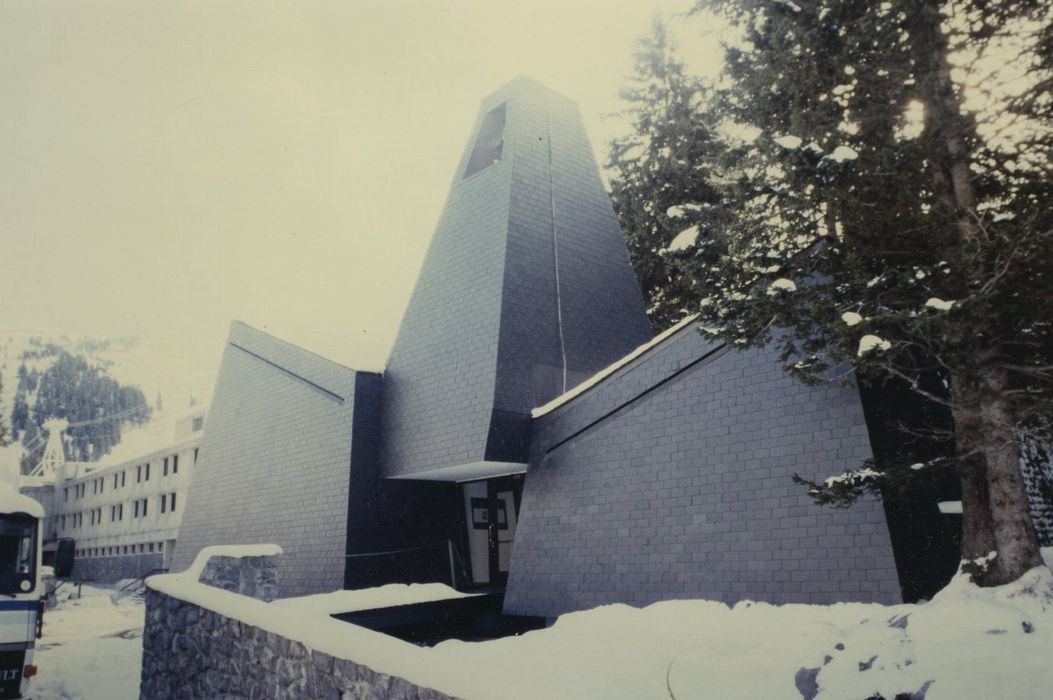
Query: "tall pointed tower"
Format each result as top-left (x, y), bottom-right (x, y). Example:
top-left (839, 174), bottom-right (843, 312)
top-left (379, 77), bottom-right (652, 480)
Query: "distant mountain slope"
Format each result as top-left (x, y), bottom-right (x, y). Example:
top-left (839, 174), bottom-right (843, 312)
top-left (0, 333), bottom-right (151, 473)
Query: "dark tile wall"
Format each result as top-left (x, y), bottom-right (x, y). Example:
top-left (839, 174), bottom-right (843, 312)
top-left (506, 322), bottom-right (902, 617)
top-left (172, 322), bottom-right (376, 597)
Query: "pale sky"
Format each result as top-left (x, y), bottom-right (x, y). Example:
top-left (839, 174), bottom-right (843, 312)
top-left (0, 0), bottom-right (721, 407)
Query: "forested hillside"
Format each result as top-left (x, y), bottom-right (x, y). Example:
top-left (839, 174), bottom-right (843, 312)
top-left (0, 335), bottom-right (151, 473)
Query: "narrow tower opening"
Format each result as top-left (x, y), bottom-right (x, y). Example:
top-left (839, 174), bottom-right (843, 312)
top-left (464, 103), bottom-right (506, 178)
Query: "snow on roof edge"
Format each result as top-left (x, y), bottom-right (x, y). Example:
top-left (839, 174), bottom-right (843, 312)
top-left (531, 315), bottom-right (700, 418)
top-left (91, 433), bottom-right (203, 472)
top-left (1, 487), bottom-right (46, 518)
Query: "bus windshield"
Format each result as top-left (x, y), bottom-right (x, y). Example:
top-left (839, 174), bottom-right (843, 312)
top-left (0, 515), bottom-right (36, 594)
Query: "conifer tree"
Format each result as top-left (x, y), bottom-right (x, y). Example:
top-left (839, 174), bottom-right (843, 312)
top-left (17, 348), bottom-right (151, 467)
top-left (612, 0), bottom-right (1053, 585)
top-left (608, 19), bottom-right (725, 330)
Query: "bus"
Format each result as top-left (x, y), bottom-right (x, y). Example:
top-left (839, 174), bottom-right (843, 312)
top-left (0, 489), bottom-right (43, 699)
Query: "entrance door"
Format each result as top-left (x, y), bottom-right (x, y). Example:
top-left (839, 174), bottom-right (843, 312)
top-left (462, 475), bottom-right (522, 587)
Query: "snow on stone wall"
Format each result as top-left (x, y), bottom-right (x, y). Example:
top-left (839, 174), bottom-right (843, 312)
top-left (139, 588), bottom-right (457, 700)
top-left (142, 547), bottom-right (458, 699)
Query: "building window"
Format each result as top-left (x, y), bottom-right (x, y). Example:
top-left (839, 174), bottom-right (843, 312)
top-left (464, 103), bottom-right (507, 179)
top-left (63, 488), bottom-right (68, 502)
top-left (193, 448), bottom-right (199, 464)
top-left (121, 471), bottom-right (126, 487)
top-left (171, 492), bottom-right (177, 511)
top-left (145, 463), bottom-right (150, 480)
top-left (192, 416), bottom-right (204, 432)
top-left (134, 501), bottom-right (139, 518)
top-left (142, 498), bottom-right (148, 517)
top-left (148, 543), bottom-right (154, 553)
top-left (136, 465), bottom-right (142, 483)
top-left (160, 495), bottom-right (167, 514)
top-left (163, 457), bottom-right (169, 476)
top-left (172, 455), bottom-right (179, 474)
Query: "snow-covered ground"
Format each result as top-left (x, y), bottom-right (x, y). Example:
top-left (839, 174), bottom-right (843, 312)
top-left (449, 566), bottom-right (1053, 700)
top-left (31, 583), bottom-right (143, 700)
top-left (26, 553), bottom-right (1053, 699)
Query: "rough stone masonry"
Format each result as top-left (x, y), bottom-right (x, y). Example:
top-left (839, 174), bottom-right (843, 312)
top-left (140, 552), bottom-right (457, 700)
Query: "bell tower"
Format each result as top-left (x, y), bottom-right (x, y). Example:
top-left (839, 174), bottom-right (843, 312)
top-left (379, 77), bottom-right (652, 480)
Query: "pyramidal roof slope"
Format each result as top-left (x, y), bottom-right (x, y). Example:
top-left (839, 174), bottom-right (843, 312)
top-left (379, 77), bottom-right (652, 479)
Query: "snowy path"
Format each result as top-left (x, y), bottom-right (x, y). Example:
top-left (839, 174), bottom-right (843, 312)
top-left (30, 585), bottom-right (143, 700)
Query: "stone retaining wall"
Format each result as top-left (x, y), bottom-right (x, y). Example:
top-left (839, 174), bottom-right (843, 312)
top-left (141, 548), bottom-right (457, 699)
top-left (197, 553), bottom-right (280, 602)
top-left (140, 588), bottom-right (458, 700)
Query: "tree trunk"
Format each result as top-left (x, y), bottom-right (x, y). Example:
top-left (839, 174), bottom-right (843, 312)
top-left (911, 0), bottom-right (1043, 585)
top-left (952, 368), bottom-right (1043, 585)
top-left (913, 0), bottom-right (982, 241)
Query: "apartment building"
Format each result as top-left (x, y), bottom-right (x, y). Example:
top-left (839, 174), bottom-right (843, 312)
top-left (51, 410), bottom-right (205, 582)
